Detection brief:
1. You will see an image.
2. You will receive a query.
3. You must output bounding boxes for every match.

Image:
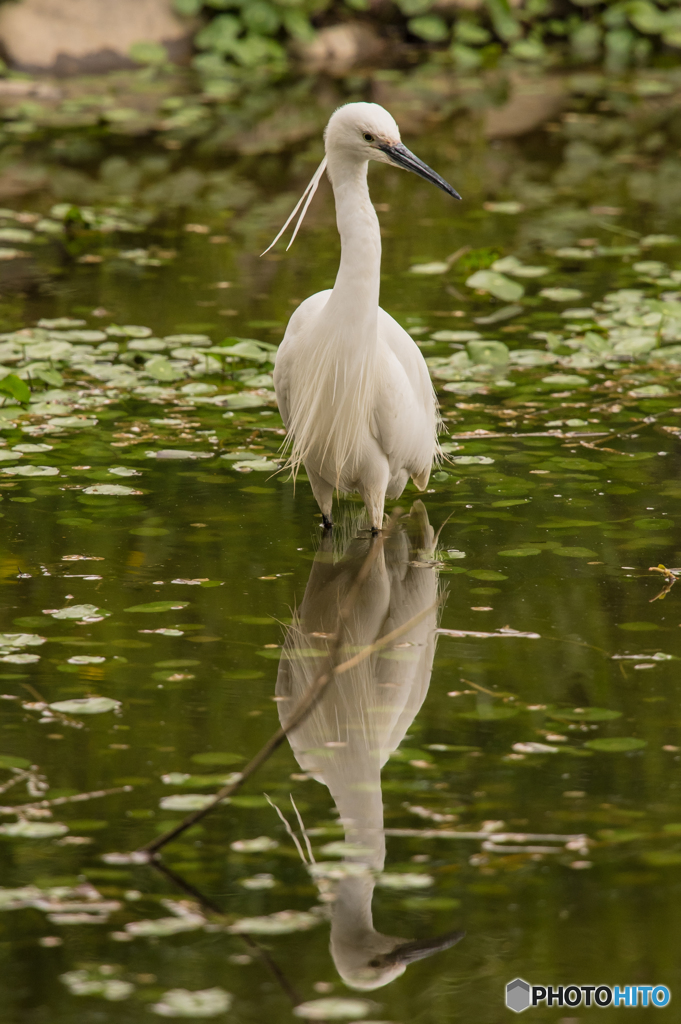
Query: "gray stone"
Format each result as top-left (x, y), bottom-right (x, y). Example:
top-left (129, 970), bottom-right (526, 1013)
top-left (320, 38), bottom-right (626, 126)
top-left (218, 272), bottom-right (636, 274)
top-left (293, 24), bottom-right (385, 78)
top-left (0, 0), bottom-right (194, 75)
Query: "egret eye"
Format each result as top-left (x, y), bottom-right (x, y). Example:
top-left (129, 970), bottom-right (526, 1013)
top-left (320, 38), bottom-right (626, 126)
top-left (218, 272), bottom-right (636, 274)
top-left (363, 132), bottom-right (375, 143)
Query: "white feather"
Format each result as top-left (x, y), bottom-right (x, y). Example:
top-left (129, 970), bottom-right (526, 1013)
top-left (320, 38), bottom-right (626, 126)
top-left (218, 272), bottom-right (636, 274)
top-left (260, 155), bottom-right (328, 256)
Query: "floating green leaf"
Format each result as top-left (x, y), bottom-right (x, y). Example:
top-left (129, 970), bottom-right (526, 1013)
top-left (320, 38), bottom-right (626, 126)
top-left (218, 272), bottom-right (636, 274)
top-left (49, 697), bottom-right (120, 715)
top-left (124, 602), bottom-right (190, 613)
top-left (584, 738), bottom-right (647, 752)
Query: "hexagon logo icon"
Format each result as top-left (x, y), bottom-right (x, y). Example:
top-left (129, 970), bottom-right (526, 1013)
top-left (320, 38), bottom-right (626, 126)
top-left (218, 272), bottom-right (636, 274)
top-left (506, 978), bottom-right (531, 1013)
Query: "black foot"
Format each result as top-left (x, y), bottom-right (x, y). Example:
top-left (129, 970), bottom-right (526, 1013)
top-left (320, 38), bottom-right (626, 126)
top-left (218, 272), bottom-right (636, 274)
top-left (322, 514), bottom-right (333, 530)
top-left (370, 526), bottom-right (380, 536)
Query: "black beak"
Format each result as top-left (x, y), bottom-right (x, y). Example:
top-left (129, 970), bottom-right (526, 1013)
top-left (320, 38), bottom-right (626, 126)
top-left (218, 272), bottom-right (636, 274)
top-left (368, 929), bottom-right (466, 969)
top-left (379, 142), bottom-right (461, 200)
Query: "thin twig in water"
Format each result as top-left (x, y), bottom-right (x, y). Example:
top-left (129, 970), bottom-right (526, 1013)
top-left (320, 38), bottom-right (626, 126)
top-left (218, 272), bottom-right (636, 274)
top-left (0, 785), bottom-right (133, 815)
top-left (0, 769), bottom-right (32, 797)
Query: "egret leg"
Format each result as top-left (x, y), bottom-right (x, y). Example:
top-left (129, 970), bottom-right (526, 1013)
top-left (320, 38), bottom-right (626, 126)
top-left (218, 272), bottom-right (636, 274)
top-left (306, 465), bottom-right (334, 528)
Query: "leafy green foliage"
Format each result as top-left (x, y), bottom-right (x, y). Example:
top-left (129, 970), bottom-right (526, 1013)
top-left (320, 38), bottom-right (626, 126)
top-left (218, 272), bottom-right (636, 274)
top-left (177, 0), bottom-right (681, 88)
top-left (0, 374), bottom-right (30, 406)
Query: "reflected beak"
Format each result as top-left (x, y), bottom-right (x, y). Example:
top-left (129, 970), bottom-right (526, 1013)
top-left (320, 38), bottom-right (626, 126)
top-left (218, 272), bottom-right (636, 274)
top-left (368, 928), bottom-right (466, 969)
top-left (378, 142), bottom-right (461, 200)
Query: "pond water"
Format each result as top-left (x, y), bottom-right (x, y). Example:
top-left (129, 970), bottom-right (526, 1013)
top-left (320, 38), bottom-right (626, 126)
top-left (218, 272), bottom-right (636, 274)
top-left (1, 112), bottom-right (681, 1023)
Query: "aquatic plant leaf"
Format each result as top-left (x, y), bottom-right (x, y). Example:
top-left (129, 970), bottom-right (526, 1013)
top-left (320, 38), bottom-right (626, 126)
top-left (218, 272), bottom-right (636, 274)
top-left (150, 988), bottom-right (232, 1018)
top-left (541, 374), bottom-right (588, 386)
top-left (47, 604), bottom-right (108, 620)
top-left (451, 455), bottom-right (494, 465)
top-left (124, 602), bottom-right (190, 613)
top-left (0, 821), bottom-right (68, 838)
top-left (159, 794), bottom-right (215, 811)
top-left (466, 270), bottom-right (524, 302)
top-left (546, 707), bottom-right (622, 722)
top-left (539, 287), bottom-right (584, 301)
top-left (229, 910), bottom-right (320, 935)
top-left (376, 872), bottom-right (434, 889)
top-left (0, 374), bottom-right (30, 404)
top-left (294, 998), bottom-right (376, 1020)
top-left (512, 742), bottom-right (558, 754)
top-left (2, 465), bottom-right (58, 477)
top-left (584, 737), bottom-right (647, 752)
top-left (0, 755), bottom-right (30, 769)
top-left (40, 604), bottom-right (100, 621)
top-left (126, 915), bottom-right (205, 937)
top-left (82, 484), bottom-right (141, 495)
top-left (49, 697), bottom-right (120, 714)
top-left (230, 836), bottom-right (278, 853)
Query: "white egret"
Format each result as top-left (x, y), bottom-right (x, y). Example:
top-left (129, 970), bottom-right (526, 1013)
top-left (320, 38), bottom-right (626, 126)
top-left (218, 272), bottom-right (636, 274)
top-left (268, 102), bottom-right (460, 531)
top-left (276, 503), bottom-right (465, 989)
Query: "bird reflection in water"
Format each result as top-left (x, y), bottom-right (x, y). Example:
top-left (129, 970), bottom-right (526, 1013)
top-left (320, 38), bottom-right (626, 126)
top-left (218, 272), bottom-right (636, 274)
top-left (276, 502), bottom-right (464, 990)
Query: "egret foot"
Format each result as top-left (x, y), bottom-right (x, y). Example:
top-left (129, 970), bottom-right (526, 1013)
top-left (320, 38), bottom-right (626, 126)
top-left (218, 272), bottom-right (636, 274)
top-left (322, 513), bottom-right (333, 530)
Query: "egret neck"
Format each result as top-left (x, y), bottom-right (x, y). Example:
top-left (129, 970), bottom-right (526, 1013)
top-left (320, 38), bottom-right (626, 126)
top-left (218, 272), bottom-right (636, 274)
top-left (324, 154), bottom-right (381, 338)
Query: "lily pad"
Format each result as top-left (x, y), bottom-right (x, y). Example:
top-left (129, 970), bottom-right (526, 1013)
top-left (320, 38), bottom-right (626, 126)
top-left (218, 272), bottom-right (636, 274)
top-left (151, 988), bottom-right (232, 1018)
top-left (229, 910), bottom-right (320, 935)
top-left (126, 916), bottom-right (205, 937)
top-left (584, 737), bottom-right (647, 752)
top-left (547, 707), bottom-right (622, 722)
top-left (551, 547), bottom-right (598, 558)
top-left (1, 465), bottom-right (59, 477)
top-left (230, 836), bottom-right (278, 853)
top-left (0, 821), bottom-right (68, 838)
top-left (294, 998), bottom-right (375, 1020)
top-left (49, 697), bottom-right (120, 714)
top-left (0, 755), bottom-right (30, 769)
top-left (146, 450), bottom-right (213, 460)
top-left (541, 374), bottom-right (588, 387)
top-left (467, 570), bottom-right (508, 580)
top-left (376, 872), bottom-right (433, 889)
top-left (466, 270), bottom-right (524, 302)
top-left (451, 455), bottom-right (494, 465)
top-left (222, 392), bottom-right (267, 410)
top-left (47, 604), bottom-right (107, 620)
top-left (499, 548), bottom-right (541, 556)
top-left (82, 484), bottom-right (141, 495)
top-left (124, 601), bottom-right (190, 613)
top-left (159, 794), bottom-right (215, 811)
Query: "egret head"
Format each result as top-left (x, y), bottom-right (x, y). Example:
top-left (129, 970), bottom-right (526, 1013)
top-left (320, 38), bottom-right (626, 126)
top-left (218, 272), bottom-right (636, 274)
top-left (325, 101), bottom-right (461, 200)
